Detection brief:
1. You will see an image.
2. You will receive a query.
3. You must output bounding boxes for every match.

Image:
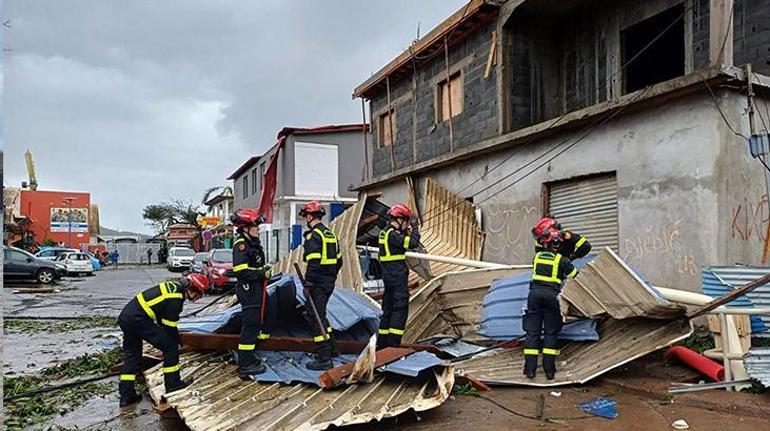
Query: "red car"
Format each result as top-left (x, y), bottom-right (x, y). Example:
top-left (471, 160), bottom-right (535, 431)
top-left (203, 248), bottom-right (236, 294)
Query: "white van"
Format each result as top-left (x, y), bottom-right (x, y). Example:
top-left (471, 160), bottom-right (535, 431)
top-left (166, 247), bottom-right (195, 271)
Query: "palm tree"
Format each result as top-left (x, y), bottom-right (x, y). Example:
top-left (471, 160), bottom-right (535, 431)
top-left (202, 186), bottom-right (233, 205)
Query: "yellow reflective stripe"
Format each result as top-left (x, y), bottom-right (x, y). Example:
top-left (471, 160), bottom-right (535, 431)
top-left (403, 235), bottom-right (410, 249)
top-left (305, 252), bottom-right (322, 261)
top-left (313, 334), bottom-right (326, 342)
top-left (137, 292), bottom-right (156, 321)
top-left (575, 236), bottom-right (587, 249)
top-left (238, 344), bottom-right (256, 351)
top-left (234, 238), bottom-right (245, 245)
top-left (532, 252), bottom-right (563, 283)
top-left (233, 263), bottom-right (256, 272)
top-left (523, 349), bottom-right (540, 356)
top-left (120, 374), bottom-right (136, 381)
top-left (327, 327), bottom-right (333, 333)
top-left (313, 228), bottom-right (339, 265)
top-left (161, 319), bottom-right (178, 328)
top-left (257, 333), bottom-right (271, 340)
top-left (567, 268), bottom-right (578, 279)
top-left (389, 328), bottom-right (405, 335)
top-left (542, 348), bottom-right (559, 355)
top-left (378, 328), bottom-right (390, 335)
top-left (379, 228), bottom-right (405, 261)
top-left (163, 365), bottom-right (181, 374)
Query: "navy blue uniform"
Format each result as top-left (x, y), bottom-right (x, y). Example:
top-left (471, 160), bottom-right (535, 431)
top-left (535, 231), bottom-right (591, 260)
top-left (232, 233), bottom-right (269, 369)
top-left (377, 225), bottom-right (420, 348)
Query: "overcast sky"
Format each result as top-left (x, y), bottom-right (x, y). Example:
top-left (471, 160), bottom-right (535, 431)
top-left (3, 0), bottom-right (465, 233)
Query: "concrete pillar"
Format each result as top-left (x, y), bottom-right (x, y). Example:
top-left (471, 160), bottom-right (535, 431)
top-left (709, 0), bottom-right (734, 67)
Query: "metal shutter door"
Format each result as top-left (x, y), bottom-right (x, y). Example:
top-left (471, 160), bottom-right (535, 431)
top-left (548, 174), bottom-right (618, 251)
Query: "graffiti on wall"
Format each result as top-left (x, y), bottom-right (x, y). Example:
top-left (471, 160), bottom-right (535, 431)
top-left (484, 198), bottom-right (539, 263)
top-left (731, 194), bottom-right (769, 242)
top-left (622, 219), bottom-right (698, 276)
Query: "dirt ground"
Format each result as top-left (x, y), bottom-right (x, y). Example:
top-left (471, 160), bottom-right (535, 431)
top-left (3, 268), bottom-right (769, 430)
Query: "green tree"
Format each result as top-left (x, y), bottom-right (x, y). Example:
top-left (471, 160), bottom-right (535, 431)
top-left (142, 204), bottom-right (175, 234)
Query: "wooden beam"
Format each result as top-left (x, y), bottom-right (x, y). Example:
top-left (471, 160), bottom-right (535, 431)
top-left (455, 374), bottom-right (492, 392)
top-left (687, 273), bottom-right (770, 318)
top-left (319, 347), bottom-right (414, 388)
top-left (178, 332), bottom-right (442, 355)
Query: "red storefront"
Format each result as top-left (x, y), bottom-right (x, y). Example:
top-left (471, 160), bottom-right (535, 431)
top-left (20, 189), bottom-right (91, 248)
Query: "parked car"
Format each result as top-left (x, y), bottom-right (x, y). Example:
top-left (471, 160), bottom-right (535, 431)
top-left (167, 247), bottom-right (195, 271)
top-left (4, 245), bottom-right (66, 284)
top-left (190, 252), bottom-right (209, 273)
top-left (203, 248), bottom-right (235, 293)
top-left (83, 251), bottom-right (102, 271)
top-left (54, 252), bottom-right (95, 276)
top-left (35, 247), bottom-right (78, 261)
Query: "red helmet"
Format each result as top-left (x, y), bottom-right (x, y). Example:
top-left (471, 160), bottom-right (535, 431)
top-left (299, 200), bottom-right (326, 217)
top-left (230, 208), bottom-right (265, 228)
top-left (184, 273), bottom-right (211, 294)
top-left (540, 227), bottom-right (564, 248)
top-left (388, 204), bottom-right (413, 220)
top-left (532, 216), bottom-right (560, 241)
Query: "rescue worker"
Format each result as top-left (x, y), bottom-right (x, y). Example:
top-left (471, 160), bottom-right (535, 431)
top-left (377, 204), bottom-right (420, 349)
top-left (532, 216), bottom-right (592, 260)
top-left (230, 208), bottom-right (271, 378)
top-left (523, 228), bottom-right (578, 380)
top-left (300, 201), bottom-right (343, 370)
top-left (117, 273), bottom-right (211, 407)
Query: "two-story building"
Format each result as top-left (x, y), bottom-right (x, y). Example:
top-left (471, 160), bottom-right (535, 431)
top-left (352, 0), bottom-right (770, 291)
top-left (229, 124), bottom-right (368, 261)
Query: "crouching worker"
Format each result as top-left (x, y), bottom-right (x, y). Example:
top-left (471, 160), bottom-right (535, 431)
top-left (117, 273), bottom-right (210, 407)
top-left (523, 228), bottom-right (578, 380)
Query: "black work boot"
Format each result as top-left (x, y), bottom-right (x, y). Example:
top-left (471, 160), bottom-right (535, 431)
top-left (523, 354), bottom-right (538, 379)
top-left (376, 331), bottom-right (390, 350)
top-left (238, 353), bottom-right (266, 379)
top-left (328, 334), bottom-right (341, 358)
top-left (118, 381), bottom-right (141, 407)
top-left (542, 354), bottom-right (556, 380)
top-left (164, 372), bottom-right (192, 394)
top-left (306, 341), bottom-right (334, 371)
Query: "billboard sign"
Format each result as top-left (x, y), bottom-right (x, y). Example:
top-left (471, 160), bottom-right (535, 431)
top-left (50, 207), bottom-right (89, 233)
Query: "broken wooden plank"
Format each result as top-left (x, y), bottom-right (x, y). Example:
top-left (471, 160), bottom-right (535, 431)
top-left (483, 30), bottom-right (497, 79)
top-left (687, 273), bottom-right (770, 318)
top-left (319, 347), bottom-right (414, 388)
top-left (178, 332), bottom-right (442, 355)
top-left (455, 374), bottom-right (492, 392)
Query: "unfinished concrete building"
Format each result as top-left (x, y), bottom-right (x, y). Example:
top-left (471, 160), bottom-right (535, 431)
top-left (353, 0), bottom-right (770, 291)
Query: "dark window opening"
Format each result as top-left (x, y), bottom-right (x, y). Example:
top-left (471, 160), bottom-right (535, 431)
top-left (622, 4), bottom-right (685, 94)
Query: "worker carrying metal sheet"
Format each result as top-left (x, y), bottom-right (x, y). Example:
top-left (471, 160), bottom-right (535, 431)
top-left (523, 227), bottom-right (578, 380)
top-left (299, 201), bottom-right (343, 370)
top-left (377, 204), bottom-right (421, 349)
top-left (230, 208), bottom-right (271, 378)
top-left (532, 216), bottom-right (592, 260)
top-left (117, 273), bottom-right (211, 407)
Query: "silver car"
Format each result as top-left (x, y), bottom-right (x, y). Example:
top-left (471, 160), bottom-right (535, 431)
top-left (190, 252), bottom-right (209, 273)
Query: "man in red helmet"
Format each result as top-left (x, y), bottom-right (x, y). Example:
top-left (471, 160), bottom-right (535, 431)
top-left (117, 273), bottom-right (210, 407)
top-left (377, 203), bottom-right (420, 349)
top-left (230, 208), bottom-right (270, 378)
top-left (299, 201), bottom-right (343, 370)
top-left (532, 216), bottom-right (591, 260)
top-left (523, 228), bottom-right (578, 380)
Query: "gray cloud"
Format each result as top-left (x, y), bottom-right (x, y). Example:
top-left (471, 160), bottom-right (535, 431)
top-left (3, 0), bottom-right (465, 232)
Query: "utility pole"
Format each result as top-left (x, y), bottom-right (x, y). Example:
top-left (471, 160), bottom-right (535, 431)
top-left (62, 197), bottom-right (76, 248)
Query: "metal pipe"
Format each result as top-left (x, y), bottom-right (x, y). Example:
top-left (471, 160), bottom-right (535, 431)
top-left (654, 286), bottom-right (770, 315)
top-left (357, 245), bottom-right (516, 269)
top-left (718, 314), bottom-right (734, 391)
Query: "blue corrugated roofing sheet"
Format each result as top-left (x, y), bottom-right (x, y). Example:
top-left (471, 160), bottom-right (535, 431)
top-left (478, 262), bottom-right (598, 341)
top-left (250, 351), bottom-right (357, 385)
top-left (702, 267), bottom-right (768, 334)
top-left (378, 351), bottom-right (444, 377)
top-left (745, 347), bottom-right (770, 387)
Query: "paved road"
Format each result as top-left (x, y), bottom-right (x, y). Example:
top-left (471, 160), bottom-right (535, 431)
top-left (3, 266), bottom-right (219, 318)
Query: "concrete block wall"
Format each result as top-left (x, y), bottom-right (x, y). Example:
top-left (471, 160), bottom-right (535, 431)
top-left (733, 0), bottom-right (770, 75)
top-left (370, 24), bottom-right (499, 177)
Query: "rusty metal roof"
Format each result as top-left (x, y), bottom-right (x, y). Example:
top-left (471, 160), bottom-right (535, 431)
top-left (145, 352), bottom-right (454, 431)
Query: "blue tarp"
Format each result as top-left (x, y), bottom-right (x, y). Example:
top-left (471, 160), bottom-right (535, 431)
top-left (578, 397), bottom-right (618, 419)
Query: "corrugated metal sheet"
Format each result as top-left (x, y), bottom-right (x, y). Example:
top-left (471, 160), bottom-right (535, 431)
top-left (560, 247), bottom-right (685, 320)
top-left (408, 248), bottom-right (691, 386)
top-left (549, 174), bottom-right (618, 251)
top-left (705, 266), bottom-right (770, 335)
top-left (378, 351), bottom-right (445, 377)
top-left (409, 178), bottom-right (485, 285)
top-left (145, 353), bottom-right (455, 431)
top-left (273, 196), bottom-right (368, 294)
top-left (745, 347), bottom-right (770, 387)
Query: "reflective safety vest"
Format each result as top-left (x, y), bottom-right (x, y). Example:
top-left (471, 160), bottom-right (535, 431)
top-left (136, 281), bottom-right (184, 323)
top-left (378, 227), bottom-right (411, 262)
top-left (304, 227), bottom-right (341, 266)
top-left (531, 251), bottom-right (577, 285)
